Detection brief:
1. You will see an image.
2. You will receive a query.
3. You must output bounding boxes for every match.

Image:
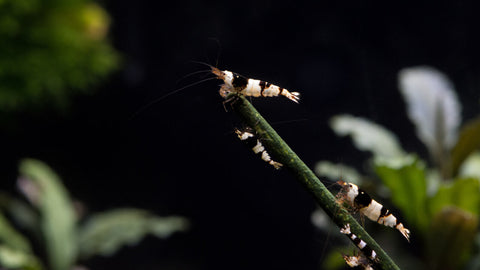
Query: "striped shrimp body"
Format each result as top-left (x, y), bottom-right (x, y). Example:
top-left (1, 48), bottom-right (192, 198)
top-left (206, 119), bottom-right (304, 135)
top-left (337, 180), bottom-right (411, 242)
top-left (342, 253), bottom-right (374, 270)
top-left (211, 67), bottom-right (300, 103)
top-left (235, 127), bottom-right (283, 169)
top-left (340, 224), bottom-right (377, 263)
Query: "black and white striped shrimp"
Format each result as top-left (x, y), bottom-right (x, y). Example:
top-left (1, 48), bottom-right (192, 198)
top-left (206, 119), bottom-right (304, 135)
top-left (129, 63), bottom-right (300, 119)
top-left (340, 224), bottom-right (378, 262)
top-left (337, 180), bottom-right (411, 242)
top-left (342, 253), bottom-right (375, 270)
top-left (210, 66), bottom-right (300, 103)
top-left (234, 127), bottom-right (283, 169)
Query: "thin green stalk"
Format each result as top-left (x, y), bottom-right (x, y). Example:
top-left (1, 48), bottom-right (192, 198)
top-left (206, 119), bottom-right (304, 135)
top-left (229, 95), bottom-right (400, 270)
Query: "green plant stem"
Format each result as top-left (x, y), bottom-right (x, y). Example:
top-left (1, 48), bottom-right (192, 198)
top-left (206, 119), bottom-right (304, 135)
top-left (229, 95), bottom-right (400, 270)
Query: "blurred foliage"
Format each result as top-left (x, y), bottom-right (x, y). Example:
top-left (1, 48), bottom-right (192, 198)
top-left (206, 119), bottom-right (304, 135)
top-left (0, 212), bottom-right (32, 253)
top-left (19, 159), bottom-right (77, 270)
top-left (451, 117), bottom-right (480, 176)
top-left (315, 66), bottom-right (480, 270)
top-left (78, 209), bottom-right (189, 259)
top-left (0, 159), bottom-right (189, 270)
top-left (375, 157), bottom-right (429, 233)
top-left (0, 245), bottom-right (44, 270)
top-left (0, 0), bottom-right (119, 111)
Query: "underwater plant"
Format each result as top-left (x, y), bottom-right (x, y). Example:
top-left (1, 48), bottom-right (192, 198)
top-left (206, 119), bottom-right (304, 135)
top-left (315, 66), bottom-right (480, 270)
top-left (0, 0), bottom-right (119, 111)
top-left (0, 159), bottom-right (188, 270)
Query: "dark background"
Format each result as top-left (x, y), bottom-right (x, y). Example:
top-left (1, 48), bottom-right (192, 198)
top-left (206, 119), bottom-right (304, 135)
top-left (3, 1), bottom-right (480, 269)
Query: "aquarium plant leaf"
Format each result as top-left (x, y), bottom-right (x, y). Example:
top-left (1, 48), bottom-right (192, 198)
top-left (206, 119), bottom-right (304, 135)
top-left (428, 177), bottom-right (480, 217)
top-left (0, 0), bottom-right (119, 111)
top-left (0, 192), bottom-right (40, 239)
top-left (0, 211), bottom-right (32, 252)
top-left (458, 151), bottom-right (480, 179)
top-left (18, 159), bottom-right (77, 270)
top-left (374, 156), bottom-right (429, 232)
top-left (399, 66), bottom-right (460, 150)
top-left (451, 117), bottom-right (480, 177)
top-left (426, 207), bottom-right (478, 270)
top-left (398, 67), bottom-right (461, 177)
top-left (78, 208), bottom-right (189, 260)
top-left (330, 114), bottom-right (406, 160)
top-left (0, 245), bottom-right (43, 270)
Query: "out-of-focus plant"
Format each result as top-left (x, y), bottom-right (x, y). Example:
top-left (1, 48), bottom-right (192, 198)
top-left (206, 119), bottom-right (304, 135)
top-left (0, 159), bottom-right (189, 270)
top-left (0, 0), bottom-right (119, 111)
top-left (314, 66), bottom-right (480, 270)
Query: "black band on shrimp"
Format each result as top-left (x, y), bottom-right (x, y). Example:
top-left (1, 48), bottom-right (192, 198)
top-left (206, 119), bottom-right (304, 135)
top-left (337, 180), bottom-right (411, 242)
top-left (340, 224), bottom-right (378, 262)
top-left (212, 67), bottom-right (300, 103)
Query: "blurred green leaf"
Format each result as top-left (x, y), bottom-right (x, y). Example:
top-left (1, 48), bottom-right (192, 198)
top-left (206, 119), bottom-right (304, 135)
top-left (398, 67), bottom-right (460, 154)
top-left (78, 208), bottom-right (189, 260)
top-left (0, 192), bottom-right (40, 238)
top-left (374, 156), bottom-right (429, 232)
top-left (0, 0), bottom-right (119, 111)
top-left (451, 117), bottom-right (480, 177)
top-left (458, 151), bottom-right (480, 179)
top-left (0, 211), bottom-right (32, 252)
top-left (429, 178), bottom-right (480, 217)
top-left (19, 159), bottom-right (77, 270)
top-left (330, 114), bottom-right (406, 160)
top-left (426, 207), bottom-right (478, 270)
top-left (0, 245), bottom-right (43, 270)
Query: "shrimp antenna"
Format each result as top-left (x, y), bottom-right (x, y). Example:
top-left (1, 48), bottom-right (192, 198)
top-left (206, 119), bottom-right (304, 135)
top-left (190, 60), bottom-right (216, 70)
top-left (207, 37), bottom-right (222, 68)
top-left (129, 76), bottom-right (218, 120)
top-left (175, 69), bottom-right (212, 85)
